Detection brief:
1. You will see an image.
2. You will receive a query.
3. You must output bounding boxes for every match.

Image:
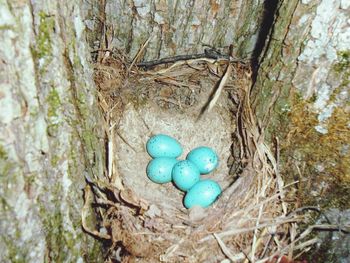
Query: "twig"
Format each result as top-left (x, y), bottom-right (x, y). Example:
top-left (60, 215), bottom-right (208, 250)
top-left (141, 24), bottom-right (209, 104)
top-left (129, 35), bottom-right (153, 71)
top-left (287, 206), bottom-right (333, 225)
top-left (251, 204), bottom-right (265, 262)
top-left (197, 62), bottom-right (233, 121)
top-left (137, 48), bottom-right (244, 69)
top-left (261, 234), bottom-right (273, 258)
top-left (214, 233), bottom-right (237, 261)
top-left (256, 223), bottom-right (349, 263)
top-left (82, 185), bottom-right (111, 240)
top-left (200, 216), bottom-right (302, 242)
top-left (237, 242), bottom-right (252, 263)
top-left (108, 132), bottom-right (113, 179)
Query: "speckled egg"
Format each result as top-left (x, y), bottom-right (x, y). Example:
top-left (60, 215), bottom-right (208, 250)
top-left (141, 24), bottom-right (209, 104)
top-left (146, 157), bottom-right (178, 184)
top-left (146, 134), bottom-right (183, 158)
top-left (172, 160), bottom-right (200, 191)
top-left (186, 146), bottom-right (218, 174)
top-left (184, 179), bottom-right (222, 208)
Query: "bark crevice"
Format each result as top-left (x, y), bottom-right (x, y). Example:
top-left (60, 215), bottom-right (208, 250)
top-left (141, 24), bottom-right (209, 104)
top-left (251, 0), bottom-right (279, 83)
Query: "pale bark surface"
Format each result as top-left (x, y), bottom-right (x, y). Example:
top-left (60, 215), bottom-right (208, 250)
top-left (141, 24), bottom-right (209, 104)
top-left (253, 0), bottom-right (349, 127)
top-left (83, 0), bottom-right (265, 60)
top-left (252, 0), bottom-right (350, 260)
top-left (253, 0), bottom-right (349, 192)
top-left (0, 0), bottom-right (104, 262)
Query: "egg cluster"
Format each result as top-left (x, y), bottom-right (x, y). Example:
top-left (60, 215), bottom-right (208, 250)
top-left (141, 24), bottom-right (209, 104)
top-left (146, 134), bottom-right (222, 209)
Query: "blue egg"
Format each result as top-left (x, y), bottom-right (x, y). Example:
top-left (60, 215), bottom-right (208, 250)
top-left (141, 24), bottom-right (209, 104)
top-left (146, 134), bottom-right (183, 158)
top-left (172, 160), bottom-right (200, 191)
top-left (186, 146), bottom-right (218, 174)
top-left (146, 157), bottom-right (178, 184)
top-left (184, 179), bottom-right (222, 208)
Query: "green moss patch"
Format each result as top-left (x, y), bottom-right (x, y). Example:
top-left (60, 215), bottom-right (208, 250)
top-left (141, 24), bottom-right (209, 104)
top-left (47, 88), bottom-right (61, 118)
top-left (0, 144), bottom-right (8, 160)
top-left (281, 93), bottom-right (350, 209)
top-left (34, 12), bottom-right (55, 59)
top-left (333, 50), bottom-right (350, 87)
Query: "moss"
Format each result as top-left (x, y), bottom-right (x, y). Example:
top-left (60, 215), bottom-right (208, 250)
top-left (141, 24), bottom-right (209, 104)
top-left (68, 143), bottom-right (78, 176)
top-left (41, 207), bottom-right (66, 262)
top-left (46, 88), bottom-right (61, 136)
top-left (2, 235), bottom-right (28, 263)
top-left (50, 155), bottom-right (60, 167)
top-left (1, 216), bottom-right (30, 262)
top-left (0, 25), bottom-right (14, 31)
top-left (333, 50), bottom-right (350, 73)
top-left (319, 182), bottom-right (350, 209)
top-left (39, 187), bottom-right (82, 262)
top-left (60, 37), bottom-right (104, 261)
top-left (0, 162), bottom-right (15, 178)
top-left (34, 12), bottom-right (55, 60)
top-left (24, 173), bottom-right (36, 184)
top-left (83, 236), bottom-right (104, 262)
top-left (267, 83), bottom-right (293, 138)
top-left (69, 38), bottom-right (83, 70)
top-left (0, 144), bottom-right (8, 160)
top-left (0, 196), bottom-right (10, 212)
top-left (274, 53), bottom-right (350, 201)
top-left (332, 50), bottom-right (350, 87)
top-left (46, 88), bottom-right (61, 118)
top-left (280, 93), bottom-right (350, 209)
top-left (66, 142), bottom-right (104, 261)
top-left (29, 108), bottom-right (40, 118)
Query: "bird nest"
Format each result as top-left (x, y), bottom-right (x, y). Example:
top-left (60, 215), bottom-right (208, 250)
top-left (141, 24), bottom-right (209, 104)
top-left (82, 50), bottom-right (315, 262)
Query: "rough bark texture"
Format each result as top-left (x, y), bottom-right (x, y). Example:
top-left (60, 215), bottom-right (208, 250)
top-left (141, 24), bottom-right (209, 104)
top-left (253, 0), bottom-right (349, 129)
top-left (83, 0), bottom-right (266, 60)
top-left (0, 0), bottom-right (104, 262)
top-left (252, 0), bottom-right (349, 199)
top-left (251, 0), bottom-right (350, 261)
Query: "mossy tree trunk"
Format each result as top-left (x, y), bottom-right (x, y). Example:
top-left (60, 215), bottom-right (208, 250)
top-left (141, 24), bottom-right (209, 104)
top-left (252, 0), bottom-right (349, 204)
top-left (251, 0), bottom-right (349, 260)
top-left (0, 0), bottom-right (105, 262)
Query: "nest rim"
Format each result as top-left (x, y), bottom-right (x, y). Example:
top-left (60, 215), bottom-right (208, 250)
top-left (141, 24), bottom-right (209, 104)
top-left (83, 53), bottom-right (313, 263)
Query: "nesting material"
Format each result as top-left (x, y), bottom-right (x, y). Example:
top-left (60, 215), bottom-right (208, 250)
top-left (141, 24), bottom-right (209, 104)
top-left (115, 97), bottom-right (234, 212)
top-left (84, 55), bottom-right (316, 263)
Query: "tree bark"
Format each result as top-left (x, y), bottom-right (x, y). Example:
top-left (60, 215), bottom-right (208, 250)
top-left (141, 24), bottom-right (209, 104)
top-left (0, 0), bottom-right (104, 262)
top-left (251, 1), bottom-right (350, 260)
top-left (83, 0), bottom-right (266, 60)
top-left (252, 0), bottom-right (349, 196)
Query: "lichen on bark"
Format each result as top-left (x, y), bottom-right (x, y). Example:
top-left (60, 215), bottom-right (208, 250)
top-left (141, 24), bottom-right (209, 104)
top-left (250, 1), bottom-right (350, 259)
top-left (0, 0), bottom-right (104, 262)
top-left (250, 4), bottom-right (350, 261)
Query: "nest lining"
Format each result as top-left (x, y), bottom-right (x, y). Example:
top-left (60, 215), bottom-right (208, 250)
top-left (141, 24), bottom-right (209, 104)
top-left (84, 53), bottom-right (316, 263)
top-left (115, 82), bottom-right (235, 214)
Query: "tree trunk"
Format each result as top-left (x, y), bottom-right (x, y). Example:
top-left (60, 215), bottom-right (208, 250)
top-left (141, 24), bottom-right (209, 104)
top-left (0, 0), bottom-right (104, 262)
top-left (251, 0), bottom-right (350, 260)
top-left (83, 0), bottom-right (266, 60)
top-left (252, 0), bottom-right (349, 203)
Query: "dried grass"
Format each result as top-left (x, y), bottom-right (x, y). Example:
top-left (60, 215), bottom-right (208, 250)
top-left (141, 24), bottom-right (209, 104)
top-left (81, 51), bottom-right (330, 263)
